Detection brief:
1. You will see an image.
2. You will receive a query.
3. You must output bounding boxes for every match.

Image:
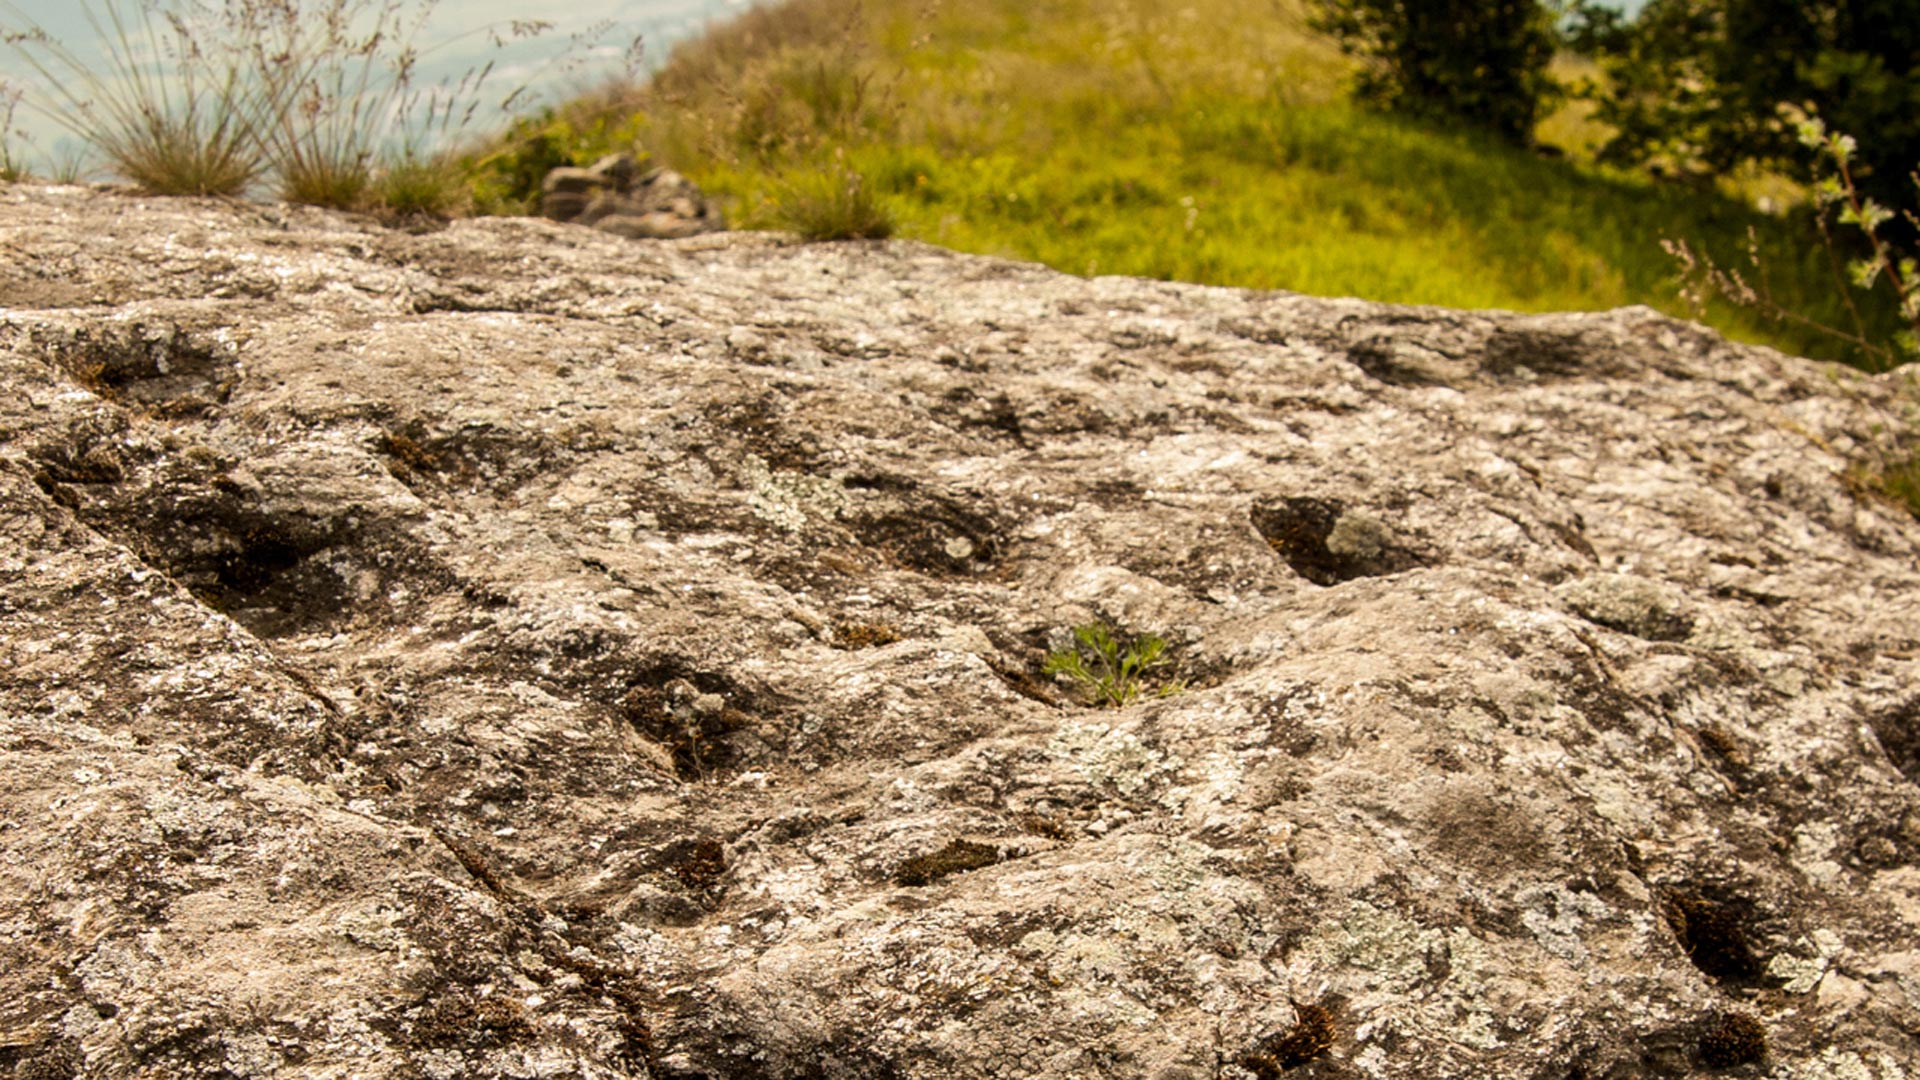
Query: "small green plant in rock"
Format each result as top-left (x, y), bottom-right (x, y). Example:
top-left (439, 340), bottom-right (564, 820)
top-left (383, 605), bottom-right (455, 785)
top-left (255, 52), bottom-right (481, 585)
top-left (1044, 622), bottom-right (1183, 708)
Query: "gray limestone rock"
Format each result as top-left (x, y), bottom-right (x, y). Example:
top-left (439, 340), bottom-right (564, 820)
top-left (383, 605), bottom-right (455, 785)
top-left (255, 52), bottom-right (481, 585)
top-left (541, 153), bottom-right (725, 240)
top-left (1, 181), bottom-right (1919, 1080)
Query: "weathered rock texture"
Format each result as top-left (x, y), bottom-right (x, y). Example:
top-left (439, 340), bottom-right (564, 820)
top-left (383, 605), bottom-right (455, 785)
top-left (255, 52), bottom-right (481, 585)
top-left (2, 182), bottom-right (1919, 1080)
top-left (542, 154), bottom-right (726, 240)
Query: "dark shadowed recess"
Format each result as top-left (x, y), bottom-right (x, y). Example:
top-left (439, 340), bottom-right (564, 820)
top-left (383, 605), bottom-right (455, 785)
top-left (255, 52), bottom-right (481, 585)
top-left (1250, 496), bottom-right (1425, 585)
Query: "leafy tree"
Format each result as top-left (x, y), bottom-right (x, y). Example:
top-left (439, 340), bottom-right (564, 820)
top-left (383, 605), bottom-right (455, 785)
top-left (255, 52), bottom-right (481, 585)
top-left (1311, 0), bottom-right (1560, 144)
top-left (1572, 0), bottom-right (1920, 218)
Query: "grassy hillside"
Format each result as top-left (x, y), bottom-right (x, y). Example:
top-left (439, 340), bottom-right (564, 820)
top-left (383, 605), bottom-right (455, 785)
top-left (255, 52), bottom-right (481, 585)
top-left (470, 0), bottom-right (1899, 368)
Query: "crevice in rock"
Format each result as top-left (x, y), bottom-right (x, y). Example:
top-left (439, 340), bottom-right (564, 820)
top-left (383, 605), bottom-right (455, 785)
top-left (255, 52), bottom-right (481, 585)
top-left (1870, 698), bottom-right (1920, 782)
top-left (1661, 887), bottom-right (1763, 983)
top-left (1250, 497), bottom-right (1425, 585)
top-left (845, 485), bottom-right (1009, 577)
top-left (27, 318), bottom-right (239, 417)
top-left (375, 418), bottom-right (563, 496)
top-left (617, 662), bottom-right (765, 781)
top-left (1481, 327), bottom-right (1604, 381)
top-left (408, 291), bottom-right (542, 315)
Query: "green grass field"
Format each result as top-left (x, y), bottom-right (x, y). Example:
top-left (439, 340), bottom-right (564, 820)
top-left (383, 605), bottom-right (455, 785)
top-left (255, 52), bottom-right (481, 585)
top-left (468, 0), bottom-right (1904, 369)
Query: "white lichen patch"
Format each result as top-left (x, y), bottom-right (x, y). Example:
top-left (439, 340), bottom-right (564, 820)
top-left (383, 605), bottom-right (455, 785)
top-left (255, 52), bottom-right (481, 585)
top-left (741, 454), bottom-right (848, 532)
top-left (1772, 1048), bottom-right (1911, 1080)
top-left (221, 1030), bottom-right (282, 1078)
top-left (1768, 928), bottom-right (1846, 994)
top-left (1554, 572), bottom-right (1692, 641)
top-left (892, 940), bottom-right (1017, 1005)
top-left (1301, 901), bottom-right (1506, 1054)
top-left (1048, 723), bottom-right (1177, 796)
top-left (1516, 883), bottom-right (1611, 967)
top-left (1299, 900), bottom-right (1443, 992)
top-left (1794, 821), bottom-right (1847, 884)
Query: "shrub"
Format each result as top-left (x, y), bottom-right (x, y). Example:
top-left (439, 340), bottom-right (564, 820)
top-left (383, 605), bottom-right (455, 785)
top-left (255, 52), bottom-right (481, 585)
top-left (1, 0), bottom-right (291, 194)
top-left (1309, 0), bottom-right (1558, 144)
top-left (1664, 113), bottom-right (1917, 368)
top-left (771, 155), bottom-right (893, 240)
top-left (1796, 114), bottom-right (1920, 360)
top-left (1572, 0), bottom-right (1920, 221)
top-left (262, 2), bottom-right (563, 211)
top-left (265, 0), bottom-right (432, 209)
top-left (373, 151), bottom-right (468, 218)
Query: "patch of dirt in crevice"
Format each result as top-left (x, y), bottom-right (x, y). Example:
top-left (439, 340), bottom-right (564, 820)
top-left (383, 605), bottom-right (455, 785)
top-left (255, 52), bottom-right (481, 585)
top-left (615, 661), bottom-right (777, 781)
top-left (0, 1036), bottom-right (81, 1080)
top-left (1519, 635), bottom-right (1655, 738)
top-left (408, 290), bottom-right (539, 315)
top-left (702, 394), bottom-right (826, 472)
top-left (842, 481), bottom-right (1011, 578)
top-left (1480, 327), bottom-right (1620, 381)
top-left (987, 660), bottom-right (1062, 708)
top-left (23, 412), bottom-right (135, 489)
top-left (28, 318), bottom-right (240, 417)
top-left (155, 512), bottom-right (426, 639)
top-left (627, 479), bottom-right (741, 535)
top-left (1344, 333), bottom-right (1456, 388)
top-left (1870, 698), bottom-right (1920, 782)
top-left (1658, 885), bottom-right (1767, 985)
top-left (935, 387), bottom-right (1029, 445)
top-left (1417, 785), bottom-right (1553, 880)
top-left (50, 456), bottom-right (441, 639)
top-left (650, 836), bottom-right (730, 902)
top-left (653, 1026), bottom-right (906, 1080)
top-left (376, 871), bottom-right (657, 1074)
top-left (375, 418), bottom-right (565, 497)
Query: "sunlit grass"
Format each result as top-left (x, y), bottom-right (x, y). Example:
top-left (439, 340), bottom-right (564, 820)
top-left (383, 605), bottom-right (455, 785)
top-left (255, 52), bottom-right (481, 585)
top-left (767, 153), bottom-right (893, 240)
top-left (472, 0), bottom-right (1898, 363)
top-left (374, 151), bottom-right (468, 218)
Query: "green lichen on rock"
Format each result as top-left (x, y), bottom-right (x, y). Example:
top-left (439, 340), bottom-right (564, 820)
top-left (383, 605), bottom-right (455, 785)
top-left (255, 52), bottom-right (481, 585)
top-left (741, 453), bottom-right (847, 532)
top-left (1297, 900), bottom-right (1505, 1053)
top-left (1556, 572), bottom-right (1695, 642)
top-left (1325, 509), bottom-right (1391, 564)
top-left (1048, 721), bottom-right (1177, 796)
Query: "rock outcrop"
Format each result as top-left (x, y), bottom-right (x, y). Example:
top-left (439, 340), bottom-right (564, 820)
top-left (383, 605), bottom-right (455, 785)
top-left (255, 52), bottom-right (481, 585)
top-left (2, 181), bottom-right (1919, 1080)
top-left (542, 153), bottom-right (726, 240)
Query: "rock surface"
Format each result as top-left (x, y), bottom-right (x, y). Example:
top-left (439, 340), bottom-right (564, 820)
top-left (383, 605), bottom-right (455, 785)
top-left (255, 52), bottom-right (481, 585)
top-left (3, 181), bottom-right (1920, 1080)
top-left (542, 154), bottom-right (726, 241)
